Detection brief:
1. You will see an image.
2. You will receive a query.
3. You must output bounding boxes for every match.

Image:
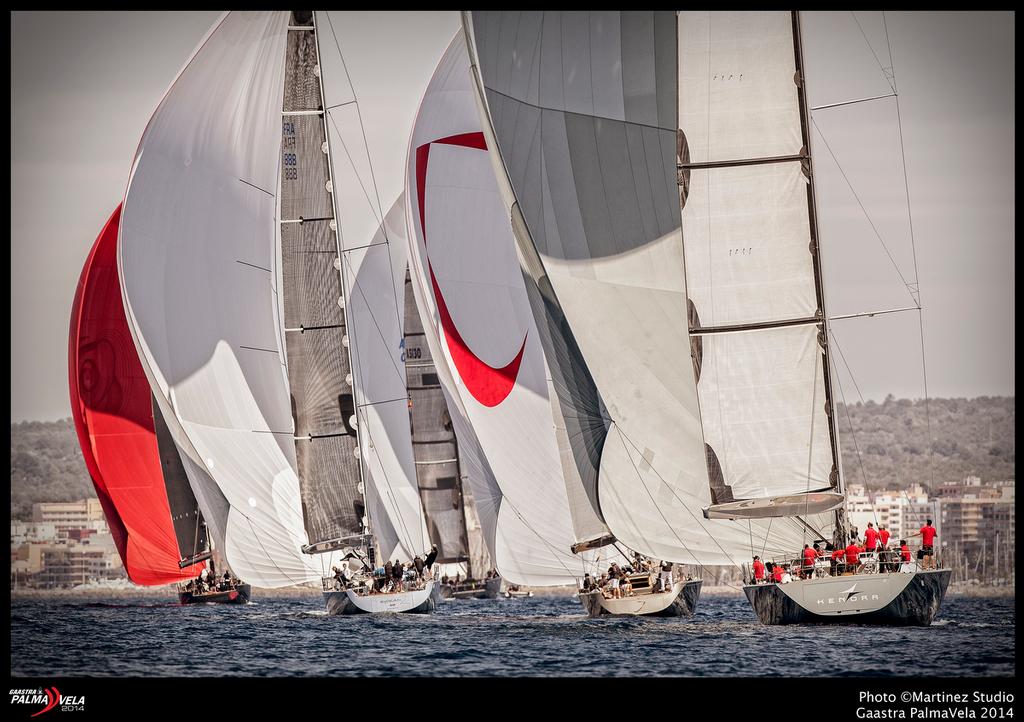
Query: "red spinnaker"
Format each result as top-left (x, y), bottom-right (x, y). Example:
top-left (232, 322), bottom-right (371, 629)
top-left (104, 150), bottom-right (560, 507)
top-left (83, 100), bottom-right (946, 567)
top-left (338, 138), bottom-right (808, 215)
top-left (68, 205), bottom-right (205, 585)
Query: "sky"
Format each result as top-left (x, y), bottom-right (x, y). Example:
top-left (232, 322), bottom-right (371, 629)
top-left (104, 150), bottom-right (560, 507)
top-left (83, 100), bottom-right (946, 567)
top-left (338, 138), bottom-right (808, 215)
top-left (10, 11), bottom-right (1015, 422)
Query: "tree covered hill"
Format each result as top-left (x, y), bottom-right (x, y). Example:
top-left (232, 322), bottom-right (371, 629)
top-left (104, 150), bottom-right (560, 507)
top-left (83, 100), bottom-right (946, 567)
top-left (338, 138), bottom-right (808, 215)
top-left (834, 395), bottom-right (1014, 489)
top-left (9, 396), bottom-right (1015, 520)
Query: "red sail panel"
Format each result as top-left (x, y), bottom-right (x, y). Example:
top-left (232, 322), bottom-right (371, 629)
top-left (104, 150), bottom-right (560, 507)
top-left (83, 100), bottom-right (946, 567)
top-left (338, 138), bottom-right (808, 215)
top-left (68, 205), bottom-right (205, 585)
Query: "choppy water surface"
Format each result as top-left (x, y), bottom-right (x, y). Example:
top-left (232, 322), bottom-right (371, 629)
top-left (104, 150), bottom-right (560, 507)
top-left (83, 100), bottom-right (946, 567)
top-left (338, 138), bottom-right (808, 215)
top-left (10, 593), bottom-right (1014, 677)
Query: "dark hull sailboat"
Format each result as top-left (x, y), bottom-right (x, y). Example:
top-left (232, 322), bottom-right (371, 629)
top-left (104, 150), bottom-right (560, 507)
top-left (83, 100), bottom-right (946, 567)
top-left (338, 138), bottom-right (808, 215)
top-left (178, 584), bottom-right (252, 606)
top-left (440, 575), bottom-right (502, 600)
top-left (744, 568), bottom-right (951, 626)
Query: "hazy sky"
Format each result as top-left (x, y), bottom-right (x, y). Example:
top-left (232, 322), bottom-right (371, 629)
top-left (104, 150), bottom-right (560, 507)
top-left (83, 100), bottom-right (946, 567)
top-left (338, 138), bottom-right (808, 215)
top-left (10, 11), bottom-right (1014, 421)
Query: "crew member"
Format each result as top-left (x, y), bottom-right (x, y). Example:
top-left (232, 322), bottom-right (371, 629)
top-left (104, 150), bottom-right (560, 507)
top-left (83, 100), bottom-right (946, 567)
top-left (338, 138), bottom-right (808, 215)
top-left (910, 519), bottom-right (938, 570)
top-left (845, 536), bottom-right (863, 572)
top-left (864, 522), bottom-right (879, 552)
top-left (879, 525), bottom-right (891, 549)
top-left (802, 544), bottom-right (816, 579)
top-left (752, 556), bottom-right (766, 584)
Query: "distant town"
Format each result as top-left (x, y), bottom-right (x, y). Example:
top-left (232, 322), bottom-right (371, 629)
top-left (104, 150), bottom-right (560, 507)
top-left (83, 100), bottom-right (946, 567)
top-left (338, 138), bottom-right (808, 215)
top-left (10, 474), bottom-right (1015, 589)
top-left (10, 396), bottom-right (1015, 589)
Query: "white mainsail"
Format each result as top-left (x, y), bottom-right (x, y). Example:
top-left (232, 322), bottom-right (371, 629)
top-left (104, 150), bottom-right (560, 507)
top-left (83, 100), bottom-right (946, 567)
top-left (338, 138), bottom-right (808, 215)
top-left (464, 11), bottom-right (838, 566)
top-left (119, 11), bottom-right (320, 586)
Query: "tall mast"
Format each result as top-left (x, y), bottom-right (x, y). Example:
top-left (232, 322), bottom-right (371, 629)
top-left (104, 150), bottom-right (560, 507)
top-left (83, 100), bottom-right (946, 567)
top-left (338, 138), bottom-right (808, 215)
top-left (793, 10), bottom-right (847, 546)
top-left (310, 9), bottom-right (370, 543)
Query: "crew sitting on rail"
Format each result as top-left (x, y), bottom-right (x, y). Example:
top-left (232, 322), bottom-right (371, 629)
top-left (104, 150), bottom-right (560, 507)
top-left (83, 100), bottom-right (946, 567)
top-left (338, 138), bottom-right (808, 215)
top-left (830, 545), bottom-right (845, 575)
top-left (900, 540), bottom-right (912, 564)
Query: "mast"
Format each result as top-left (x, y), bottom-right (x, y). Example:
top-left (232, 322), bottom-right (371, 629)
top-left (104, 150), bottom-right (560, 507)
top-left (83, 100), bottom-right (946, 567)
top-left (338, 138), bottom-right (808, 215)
top-left (793, 10), bottom-right (847, 547)
top-left (281, 10), bottom-right (369, 561)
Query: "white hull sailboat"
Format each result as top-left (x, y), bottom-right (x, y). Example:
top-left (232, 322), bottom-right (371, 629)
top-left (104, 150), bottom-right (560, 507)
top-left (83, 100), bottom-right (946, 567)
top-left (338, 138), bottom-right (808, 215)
top-left (323, 579), bottom-right (442, 615)
top-left (579, 579), bottom-right (702, 618)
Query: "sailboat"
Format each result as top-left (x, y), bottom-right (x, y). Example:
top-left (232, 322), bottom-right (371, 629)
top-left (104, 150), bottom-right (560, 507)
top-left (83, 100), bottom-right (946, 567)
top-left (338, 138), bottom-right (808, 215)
top-left (462, 10), bottom-right (950, 625)
top-left (116, 10), bottom-right (438, 614)
top-left (402, 271), bottom-right (502, 600)
top-left (70, 205), bottom-right (249, 604)
top-left (406, 31), bottom-right (681, 616)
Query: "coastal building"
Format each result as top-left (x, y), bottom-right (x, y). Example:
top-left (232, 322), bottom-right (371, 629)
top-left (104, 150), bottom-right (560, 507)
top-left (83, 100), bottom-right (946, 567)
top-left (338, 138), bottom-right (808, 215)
top-left (846, 483), bottom-right (940, 543)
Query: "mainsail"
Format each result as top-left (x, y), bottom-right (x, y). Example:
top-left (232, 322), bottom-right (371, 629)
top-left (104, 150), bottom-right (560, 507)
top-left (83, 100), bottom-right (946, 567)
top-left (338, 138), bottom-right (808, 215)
top-left (403, 269), bottom-right (472, 569)
top-left (464, 11), bottom-right (838, 566)
top-left (406, 33), bottom-right (612, 585)
top-left (69, 205), bottom-right (207, 585)
top-left (119, 11), bottom-right (320, 586)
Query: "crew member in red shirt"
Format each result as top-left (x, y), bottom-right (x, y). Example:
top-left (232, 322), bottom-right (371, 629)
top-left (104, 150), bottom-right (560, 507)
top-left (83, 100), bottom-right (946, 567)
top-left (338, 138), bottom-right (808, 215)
top-left (752, 556), bottom-right (766, 584)
top-left (771, 563), bottom-right (785, 583)
top-left (899, 540), bottom-right (912, 563)
top-left (845, 537), bottom-right (863, 572)
top-left (911, 519), bottom-right (938, 570)
top-left (864, 522), bottom-right (879, 552)
top-left (878, 525), bottom-right (891, 549)
top-left (830, 546), bottom-right (845, 575)
top-left (802, 544), bottom-right (816, 579)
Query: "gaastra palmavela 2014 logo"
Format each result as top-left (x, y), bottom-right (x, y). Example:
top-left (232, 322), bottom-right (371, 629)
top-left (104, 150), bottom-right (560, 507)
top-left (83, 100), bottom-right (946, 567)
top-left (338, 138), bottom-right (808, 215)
top-left (10, 688), bottom-right (85, 716)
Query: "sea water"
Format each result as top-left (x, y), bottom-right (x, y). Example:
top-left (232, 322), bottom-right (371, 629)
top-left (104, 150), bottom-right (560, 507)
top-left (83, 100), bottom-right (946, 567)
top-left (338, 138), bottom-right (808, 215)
top-left (9, 593), bottom-right (1014, 677)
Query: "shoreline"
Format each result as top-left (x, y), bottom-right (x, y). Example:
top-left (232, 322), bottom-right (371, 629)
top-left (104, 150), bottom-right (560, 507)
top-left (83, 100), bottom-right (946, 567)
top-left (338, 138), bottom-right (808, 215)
top-left (10, 581), bottom-right (1014, 599)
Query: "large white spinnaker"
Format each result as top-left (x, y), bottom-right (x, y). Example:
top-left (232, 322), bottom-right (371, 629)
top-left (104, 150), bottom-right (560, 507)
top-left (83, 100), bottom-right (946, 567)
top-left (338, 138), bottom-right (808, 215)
top-left (464, 11), bottom-right (837, 565)
top-left (406, 33), bottom-right (628, 585)
top-left (119, 11), bottom-right (321, 586)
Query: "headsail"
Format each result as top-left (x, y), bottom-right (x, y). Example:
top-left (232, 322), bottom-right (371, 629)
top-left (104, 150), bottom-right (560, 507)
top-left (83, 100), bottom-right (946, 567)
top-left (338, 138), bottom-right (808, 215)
top-left (119, 11), bottom-right (320, 586)
top-left (465, 11), bottom-right (833, 565)
top-left (406, 32), bottom-right (610, 585)
top-left (69, 205), bottom-right (207, 585)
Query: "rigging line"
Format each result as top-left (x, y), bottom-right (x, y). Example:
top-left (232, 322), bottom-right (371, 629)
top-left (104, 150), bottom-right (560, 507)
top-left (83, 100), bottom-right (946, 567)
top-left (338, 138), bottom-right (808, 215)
top-left (611, 427), bottom-right (704, 568)
top-left (325, 108), bottom-right (384, 230)
top-left (243, 514), bottom-right (310, 587)
top-left (829, 330), bottom-right (879, 531)
top-left (759, 517), bottom-right (772, 560)
top-left (810, 116), bottom-right (919, 307)
top-left (882, 11), bottom-right (933, 488)
top-left (324, 12), bottom-right (386, 226)
top-left (340, 252), bottom-right (407, 388)
top-left (499, 494), bottom-right (581, 579)
top-left (614, 425), bottom-right (740, 570)
top-left (851, 11), bottom-right (896, 94)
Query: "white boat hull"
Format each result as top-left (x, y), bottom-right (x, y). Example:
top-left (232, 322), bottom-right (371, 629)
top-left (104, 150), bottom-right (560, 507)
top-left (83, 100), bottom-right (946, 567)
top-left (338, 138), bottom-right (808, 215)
top-left (323, 580), bottom-right (442, 615)
top-left (578, 579), bottom-right (702, 617)
top-left (744, 568), bottom-right (951, 625)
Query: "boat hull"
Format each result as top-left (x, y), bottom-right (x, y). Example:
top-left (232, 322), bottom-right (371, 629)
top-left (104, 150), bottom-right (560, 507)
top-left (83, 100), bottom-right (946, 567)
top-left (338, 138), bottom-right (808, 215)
top-left (743, 568), bottom-right (951, 625)
top-left (440, 576), bottom-right (502, 600)
top-left (579, 579), bottom-right (702, 618)
top-left (323, 580), bottom-right (441, 615)
top-left (178, 584), bottom-right (251, 605)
